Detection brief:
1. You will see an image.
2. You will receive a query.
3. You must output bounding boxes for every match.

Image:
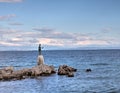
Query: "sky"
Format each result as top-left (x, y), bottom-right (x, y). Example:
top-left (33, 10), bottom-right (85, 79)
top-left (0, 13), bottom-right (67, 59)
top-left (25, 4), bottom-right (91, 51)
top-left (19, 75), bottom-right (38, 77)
top-left (0, 0), bottom-right (120, 50)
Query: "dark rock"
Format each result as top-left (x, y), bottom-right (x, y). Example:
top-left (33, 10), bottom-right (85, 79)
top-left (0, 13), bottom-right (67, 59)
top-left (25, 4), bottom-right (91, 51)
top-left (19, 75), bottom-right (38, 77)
top-left (49, 65), bottom-right (56, 73)
top-left (58, 68), bottom-right (67, 75)
top-left (68, 72), bottom-right (74, 77)
top-left (86, 68), bottom-right (92, 72)
top-left (58, 65), bottom-right (77, 77)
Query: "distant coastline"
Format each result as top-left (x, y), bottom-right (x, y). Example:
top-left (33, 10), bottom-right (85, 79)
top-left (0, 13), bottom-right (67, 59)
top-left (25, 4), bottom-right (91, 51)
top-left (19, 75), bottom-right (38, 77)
top-left (0, 48), bottom-right (120, 52)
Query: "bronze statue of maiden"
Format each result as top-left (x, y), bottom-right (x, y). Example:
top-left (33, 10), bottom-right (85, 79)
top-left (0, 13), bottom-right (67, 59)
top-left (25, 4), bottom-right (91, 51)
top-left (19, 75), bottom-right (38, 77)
top-left (37, 44), bottom-right (44, 65)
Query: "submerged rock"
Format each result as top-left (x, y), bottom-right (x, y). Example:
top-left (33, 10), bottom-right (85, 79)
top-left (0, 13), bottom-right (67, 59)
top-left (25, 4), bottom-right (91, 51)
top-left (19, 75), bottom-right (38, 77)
top-left (0, 64), bottom-right (56, 81)
top-left (58, 65), bottom-right (77, 77)
top-left (86, 68), bottom-right (92, 72)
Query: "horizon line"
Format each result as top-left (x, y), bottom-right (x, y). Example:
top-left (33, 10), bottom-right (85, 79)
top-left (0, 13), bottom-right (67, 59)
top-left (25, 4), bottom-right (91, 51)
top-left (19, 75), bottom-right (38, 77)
top-left (0, 48), bottom-right (120, 51)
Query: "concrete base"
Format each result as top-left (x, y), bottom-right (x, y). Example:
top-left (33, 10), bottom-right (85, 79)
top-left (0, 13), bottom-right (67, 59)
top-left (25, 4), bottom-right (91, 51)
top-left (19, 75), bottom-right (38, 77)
top-left (37, 55), bottom-right (44, 65)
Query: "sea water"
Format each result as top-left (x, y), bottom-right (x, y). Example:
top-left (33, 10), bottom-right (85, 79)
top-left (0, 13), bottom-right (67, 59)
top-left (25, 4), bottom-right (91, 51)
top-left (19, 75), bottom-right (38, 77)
top-left (0, 50), bottom-right (120, 93)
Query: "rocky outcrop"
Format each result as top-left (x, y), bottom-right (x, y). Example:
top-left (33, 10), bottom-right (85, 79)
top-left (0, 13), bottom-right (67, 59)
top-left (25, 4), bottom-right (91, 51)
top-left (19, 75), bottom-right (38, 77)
top-left (0, 64), bottom-right (56, 81)
top-left (58, 65), bottom-right (77, 77)
top-left (0, 64), bottom-right (77, 81)
top-left (85, 68), bottom-right (92, 72)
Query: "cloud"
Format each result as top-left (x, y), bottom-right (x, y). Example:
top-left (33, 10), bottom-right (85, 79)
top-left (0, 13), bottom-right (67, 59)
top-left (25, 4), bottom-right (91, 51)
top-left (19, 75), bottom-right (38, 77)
top-left (76, 39), bottom-right (108, 46)
top-left (0, 14), bottom-right (16, 21)
top-left (0, 26), bottom-right (119, 50)
top-left (9, 22), bottom-right (23, 26)
top-left (0, 0), bottom-right (23, 3)
top-left (101, 27), bottom-right (112, 33)
top-left (33, 27), bottom-right (54, 33)
top-left (32, 27), bottom-right (114, 47)
top-left (33, 27), bottom-right (81, 39)
top-left (0, 28), bottom-right (39, 48)
top-left (0, 41), bottom-right (21, 46)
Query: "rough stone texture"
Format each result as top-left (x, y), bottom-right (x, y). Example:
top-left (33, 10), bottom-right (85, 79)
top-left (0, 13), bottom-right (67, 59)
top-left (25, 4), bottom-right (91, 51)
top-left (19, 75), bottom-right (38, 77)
top-left (58, 65), bottom-right (77, 77)
top-left (0, 64), bottom-right (77, 81)
top-left (0, 66), bottom-right (14, 75)
top-left (68, 72), bottom-right (74, 77)
top-left (0, 64), bottom-right (56, 81)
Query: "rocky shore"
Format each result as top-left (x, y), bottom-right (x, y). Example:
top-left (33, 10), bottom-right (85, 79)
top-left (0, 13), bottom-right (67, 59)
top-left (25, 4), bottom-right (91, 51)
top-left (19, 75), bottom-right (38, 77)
top-left (0, 64), bottom-right (56, 81)
top-left (0, 65), bottom-right (77, 81)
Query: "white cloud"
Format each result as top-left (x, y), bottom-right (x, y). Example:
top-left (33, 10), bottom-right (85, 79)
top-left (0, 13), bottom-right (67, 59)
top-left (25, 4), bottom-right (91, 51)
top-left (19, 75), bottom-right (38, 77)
top-left (76, 40), bottom-right (108, 46)
top-left (9, 22), bottom-right (23, 26)
top-left (33, 27), bottom-right (54, 32)
top-left (0, 14), bottom-right (16, 21)
top-left (0, 27), bottom-right (119, 50)
top-left (32, 27), bottom-right (117, 47)
top-left (11, 38), bottom-right (23, 42)
top-left (0, 41), bottom-right (21, 46)
top-left (0, 0), bottom-right (23, 3)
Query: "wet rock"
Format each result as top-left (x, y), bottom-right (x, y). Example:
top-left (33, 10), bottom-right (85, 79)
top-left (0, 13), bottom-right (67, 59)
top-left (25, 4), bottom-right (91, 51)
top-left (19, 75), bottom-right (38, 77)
top-left (49, 65), bottom-right (56, 73)
top-left (0, 64), bottom-right (56, 81)
top-left (68, 72), bottom-right (74, 77)
top-left (31, 64), bottom-right (56, 76)
top-left (0, 66), bottom-right (14, 75)
top-left (58, 68), bottom-right (67, 75)
top-left (4, 66), bottom-right (14, 74)
top-left (86, 68), bottom-right (92, 72)
top-left (0, 64), bottom-right (77, 81)
top-left (58, 65), bottom-right (77, 77)
top-left (0, 75), bottom-right (3, 80)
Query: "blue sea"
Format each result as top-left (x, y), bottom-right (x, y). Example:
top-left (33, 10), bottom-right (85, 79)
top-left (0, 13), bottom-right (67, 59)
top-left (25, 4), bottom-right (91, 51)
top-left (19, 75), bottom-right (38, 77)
top-left (0, 50), bottom-right (120, 93)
